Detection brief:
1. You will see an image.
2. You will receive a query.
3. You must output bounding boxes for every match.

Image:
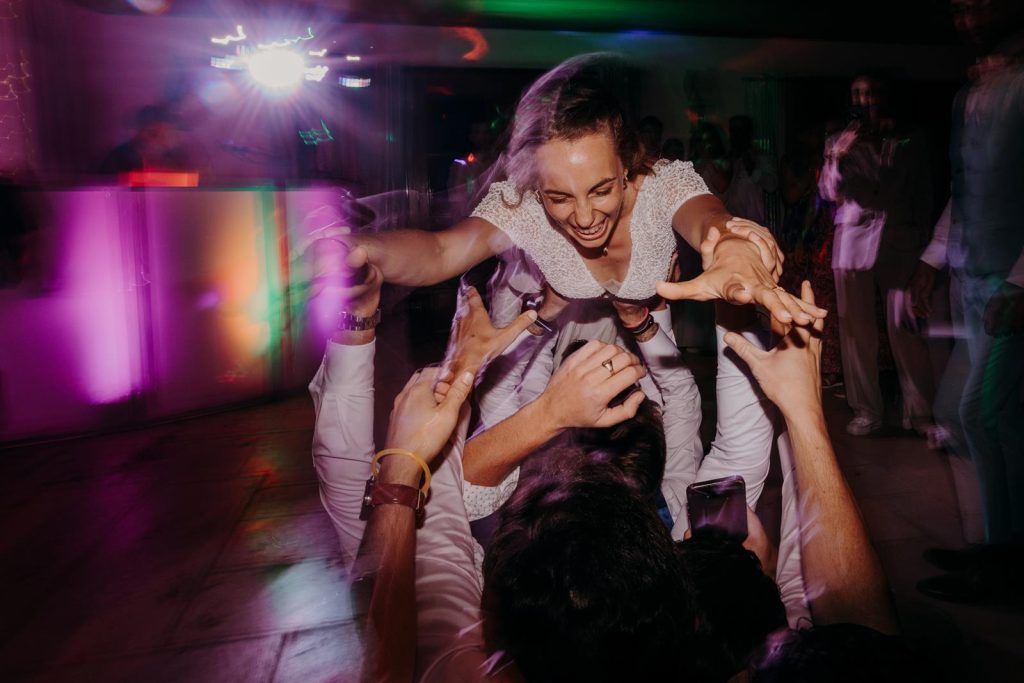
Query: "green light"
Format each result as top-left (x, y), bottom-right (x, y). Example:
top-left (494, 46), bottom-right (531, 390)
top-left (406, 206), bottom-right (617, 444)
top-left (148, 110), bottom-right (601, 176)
top-left (470, 0), bottom-right (665, 22)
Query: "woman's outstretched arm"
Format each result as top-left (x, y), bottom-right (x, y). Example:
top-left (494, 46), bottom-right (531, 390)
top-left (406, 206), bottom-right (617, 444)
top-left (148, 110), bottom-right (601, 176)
top-left (340, 217), bottom-right (512, 287)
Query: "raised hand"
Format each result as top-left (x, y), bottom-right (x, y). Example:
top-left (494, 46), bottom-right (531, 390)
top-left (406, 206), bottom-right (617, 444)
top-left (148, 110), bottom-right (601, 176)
top-left (311, 237), bottom-right (382, 317)
top-left (434, 286), bottom-right (537, 400)
top-left (384, 366), bottom-right (474, 463)
top-left (722, 217), bottom-right (784, 280)
top-left (721, 280), bottom-right (825, 419)
top-left (657, 230), bottom-right (826, 328)
top-left (537, 340), bottom-right (648, 429)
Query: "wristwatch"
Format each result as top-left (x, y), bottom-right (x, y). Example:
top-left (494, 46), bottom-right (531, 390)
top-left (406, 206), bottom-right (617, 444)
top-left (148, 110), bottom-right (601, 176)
top-left (359, 476), bottom-right (426, 525)
top-left (338, 307), bottom-right (381, 331)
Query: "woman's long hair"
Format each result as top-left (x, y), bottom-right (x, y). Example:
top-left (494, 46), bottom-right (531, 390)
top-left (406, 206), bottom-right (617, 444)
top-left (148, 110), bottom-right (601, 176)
top-left (471, 53), bottom-right (650, 209)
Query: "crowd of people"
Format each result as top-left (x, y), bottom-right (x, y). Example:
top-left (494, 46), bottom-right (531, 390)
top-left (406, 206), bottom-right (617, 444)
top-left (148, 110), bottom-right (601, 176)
top-left (302, 0), bottom-right (1023, 679)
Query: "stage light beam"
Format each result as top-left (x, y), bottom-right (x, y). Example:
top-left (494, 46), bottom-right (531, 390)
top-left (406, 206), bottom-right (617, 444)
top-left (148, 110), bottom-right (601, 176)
top-left (247, 49), bottom-right (305, 92)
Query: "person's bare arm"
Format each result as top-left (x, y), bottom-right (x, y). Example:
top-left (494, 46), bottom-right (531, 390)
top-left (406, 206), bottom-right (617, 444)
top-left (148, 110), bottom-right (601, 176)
top-left (354, 367), bottom-right (475, 683)
top-left (671, 193), bottom-right (735, 254)
top-left (662, 204), bottom-right (827, 328)
top-left (463, 340), bottom-right (647, 486)
top-left (723, 281), bottom-right (899, 635)
top-left (316, 217), bottom-right (511, 290)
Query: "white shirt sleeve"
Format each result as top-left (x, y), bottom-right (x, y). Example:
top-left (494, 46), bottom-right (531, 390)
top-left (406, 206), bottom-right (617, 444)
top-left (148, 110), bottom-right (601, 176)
top-left (416, 410), bottom-right (495, 682)
top-left (308, 339), bottom-right (376, 563)
top-left (636, 310), bottom-right (703, 540)
top-left (919, 199), bottom-right (950, 271)
top-left (818, 136), bottom-right (842, 203)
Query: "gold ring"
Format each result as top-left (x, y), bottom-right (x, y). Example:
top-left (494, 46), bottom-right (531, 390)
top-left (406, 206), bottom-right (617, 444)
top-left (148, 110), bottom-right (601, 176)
top-left (602, 359), bottom-right (615, 374)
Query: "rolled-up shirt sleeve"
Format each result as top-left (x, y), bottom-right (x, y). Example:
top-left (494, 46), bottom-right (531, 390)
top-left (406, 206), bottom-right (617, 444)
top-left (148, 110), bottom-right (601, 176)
top-left (308, 339), bottom-right (376, 563)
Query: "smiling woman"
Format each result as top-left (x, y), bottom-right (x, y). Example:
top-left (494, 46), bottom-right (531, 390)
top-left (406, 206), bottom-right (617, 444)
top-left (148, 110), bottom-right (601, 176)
top-left (321, 53), bottom-right (825, 329)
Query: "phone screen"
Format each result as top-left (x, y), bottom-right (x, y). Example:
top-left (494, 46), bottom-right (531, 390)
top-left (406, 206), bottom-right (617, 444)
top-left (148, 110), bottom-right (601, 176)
top-left (686, 475), bottom-right (748, 542)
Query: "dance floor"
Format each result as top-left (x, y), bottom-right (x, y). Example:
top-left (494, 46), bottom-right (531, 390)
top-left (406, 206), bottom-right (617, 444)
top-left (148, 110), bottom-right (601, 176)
top-left (2, 351), bottom-right (1022, 682)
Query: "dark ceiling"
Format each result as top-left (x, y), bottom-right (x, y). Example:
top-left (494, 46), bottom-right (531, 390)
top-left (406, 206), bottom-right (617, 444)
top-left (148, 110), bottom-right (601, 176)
top-left (71, 0), bottom-right (962, 46)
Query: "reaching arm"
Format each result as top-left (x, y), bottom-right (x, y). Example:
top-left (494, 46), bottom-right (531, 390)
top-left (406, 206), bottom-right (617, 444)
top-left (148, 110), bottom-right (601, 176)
top-left (463, 340), bottom-right (648, 486)
top-left (672, 192), bottom-right (734, 254)
top-left (317, 217), bottom-right (511, 289)
top-left (723, 281), bottom-right (900, 635)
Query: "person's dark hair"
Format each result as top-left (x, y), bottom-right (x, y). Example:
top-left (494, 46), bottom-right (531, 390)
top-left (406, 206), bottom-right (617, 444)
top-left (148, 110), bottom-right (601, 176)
top-left (690, 121), bottom-right (727, 161)
top-left (661, 137), bottom-right (686, 162)
top-left (729, 115), bottom-right (755, 155)
top-left (750, 623), bottom-right (935, 683)
top-left (678, 536), bottom-right (788, 679)
top-left (638, 115), bottom-right (664, 158)
top-left (571, 398), bottom-right (666, 501)
top-left (482, 460), bottom-right (697, 683)
top-left (494, 54), bottom-right (650, 204)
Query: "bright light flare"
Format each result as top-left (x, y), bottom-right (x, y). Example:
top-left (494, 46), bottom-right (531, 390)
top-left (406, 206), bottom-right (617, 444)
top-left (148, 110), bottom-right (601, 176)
top-left (247, 49), bottom-right (306, 92)
top-left (340, 77), bottom-right (371, 88)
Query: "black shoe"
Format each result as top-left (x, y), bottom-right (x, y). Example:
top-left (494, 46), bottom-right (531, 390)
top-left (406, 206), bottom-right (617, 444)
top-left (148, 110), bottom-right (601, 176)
top-left (923, 546), bottom-right (984, 573)
top-left (916, 572), bottom-right (989, 604)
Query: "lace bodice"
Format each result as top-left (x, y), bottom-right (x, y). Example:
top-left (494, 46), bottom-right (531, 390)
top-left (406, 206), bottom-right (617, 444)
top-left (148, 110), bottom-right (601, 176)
top-left (471, 159), bottom-right (710, 300)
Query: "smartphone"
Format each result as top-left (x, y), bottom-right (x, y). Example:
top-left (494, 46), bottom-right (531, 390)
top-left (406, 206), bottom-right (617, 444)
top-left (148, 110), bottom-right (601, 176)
top-left (686, 475), bottom-right (748, 542)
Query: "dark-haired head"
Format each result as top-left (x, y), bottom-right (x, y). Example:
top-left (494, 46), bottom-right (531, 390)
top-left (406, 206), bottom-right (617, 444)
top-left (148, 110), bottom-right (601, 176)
top-left (482, 460), bottom-right (697, 682)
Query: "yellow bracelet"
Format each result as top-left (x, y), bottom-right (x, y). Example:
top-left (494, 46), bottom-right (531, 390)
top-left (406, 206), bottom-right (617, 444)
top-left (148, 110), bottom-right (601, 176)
top-left (371, 448), bottom-right (431, 494)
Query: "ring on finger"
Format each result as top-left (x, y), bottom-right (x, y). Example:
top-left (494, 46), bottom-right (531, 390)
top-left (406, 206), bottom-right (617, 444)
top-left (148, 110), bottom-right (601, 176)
top-left (601, 358), bottom-right (615, 375)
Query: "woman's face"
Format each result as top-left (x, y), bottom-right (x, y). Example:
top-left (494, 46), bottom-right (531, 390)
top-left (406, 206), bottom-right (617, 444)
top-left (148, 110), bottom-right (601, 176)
top-left (534, 129), bottom-right (626, 251)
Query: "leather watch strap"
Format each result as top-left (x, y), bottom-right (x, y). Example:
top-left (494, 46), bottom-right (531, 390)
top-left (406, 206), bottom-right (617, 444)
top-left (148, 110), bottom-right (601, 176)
top-left (359, 477), bottom-right (426, 524)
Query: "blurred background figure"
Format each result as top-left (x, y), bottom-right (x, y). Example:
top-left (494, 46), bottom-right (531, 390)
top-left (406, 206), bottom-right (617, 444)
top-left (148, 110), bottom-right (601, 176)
top-left (447, 118), bottom-right (498, 220)
top-left (661, 136), bottom-right (686, 162)
top-left (637, 114), bottom-right (664, 159)
top-left (99, 104), bottom-right (190, 174)
top-left (723, 114), bottom-right (778, 225)
top-left (689, 120), bottom-right (731, 198)
top-left (913, 0), bottom-right (1024, 605)
top-left (778, 126), bottom-right (843, 388)
top-left (819, 71), bottom-right (937, 437)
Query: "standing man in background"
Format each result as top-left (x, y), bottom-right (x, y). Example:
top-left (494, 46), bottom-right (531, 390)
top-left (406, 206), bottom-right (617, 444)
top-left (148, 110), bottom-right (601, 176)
top-left (819, 73), bottom-right (936, 437)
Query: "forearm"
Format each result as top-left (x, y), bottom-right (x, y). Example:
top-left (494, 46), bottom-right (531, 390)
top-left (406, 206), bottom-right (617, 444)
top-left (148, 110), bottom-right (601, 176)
top-left (359, 229), bottom-right (449, 286)
top-left (358, 217), bottom-right (502, 287)
top-left (354, 457), bottom-right (422, 683)
top-left (673, 193), bottom-right (734, 252)
top-left (463, 399), bottom-right (562, 486)
top-left (783, 407), bottom-right (899, 635)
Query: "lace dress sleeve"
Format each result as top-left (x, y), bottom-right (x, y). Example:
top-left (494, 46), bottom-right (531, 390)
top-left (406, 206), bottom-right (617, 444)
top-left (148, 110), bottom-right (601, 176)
top-left (653, 159), bottom-right (712, 221)
top-left (470, 180), bottom-right (529, 243)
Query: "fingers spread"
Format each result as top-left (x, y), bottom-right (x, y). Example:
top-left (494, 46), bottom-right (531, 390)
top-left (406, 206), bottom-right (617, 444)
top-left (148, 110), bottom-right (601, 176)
top-left (657, 278), bottom-right (710, 302)
top-left (723, 330), bottom-right (766, 365)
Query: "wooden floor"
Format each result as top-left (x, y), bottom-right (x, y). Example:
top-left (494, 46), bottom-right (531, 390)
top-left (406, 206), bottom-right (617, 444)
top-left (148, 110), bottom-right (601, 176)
top-left (1, 362), bottom-right (1022, 682)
